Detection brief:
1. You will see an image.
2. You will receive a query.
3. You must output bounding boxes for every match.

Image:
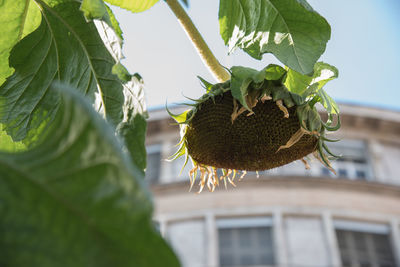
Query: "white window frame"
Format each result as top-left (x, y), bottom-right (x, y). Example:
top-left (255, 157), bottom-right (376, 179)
top-left (217, 216), bottom-right (273, 229)
top-left (334, 220), bottom-right (390, 234)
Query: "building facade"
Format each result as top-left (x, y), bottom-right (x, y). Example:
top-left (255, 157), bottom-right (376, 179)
top-left (145, 104), bottom-right (400, 267)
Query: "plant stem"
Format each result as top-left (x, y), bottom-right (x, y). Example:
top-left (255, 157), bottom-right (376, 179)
top-left (165, 0), bottom-right (230, 82)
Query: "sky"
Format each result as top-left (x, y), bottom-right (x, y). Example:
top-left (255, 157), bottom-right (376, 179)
top-left (111, 0), bottom-right (400, 111)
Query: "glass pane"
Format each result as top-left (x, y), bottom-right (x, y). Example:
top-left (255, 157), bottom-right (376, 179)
top-left (372, 234), bottom-right (395, 264)
top-left (219, 226), bottom-right (274, 266)
top-left (239, 254), bottom-right (255, 265)
top-left (145, 151), bottom-right (161, 183)
top-left (220, 252), bottom-right (234, 266)
top-left (356, 170), bottom-right (366, 179)
top-left (257, 227), bottom-right (271, 247)
top-left (338, 168), bottom-right (348, 178)
top-left (321, 167), bottom-right (331, 177)
top-left (219, 229), bottom-right (232, 248)
top-left (260, 253), bottom-right (274, 265)
top-left (336, 230), bottom-right (396, 267)
top-left (353, 232), bottom-right (367, 252)
top-left (324, 140), bottom-right (372, 180)
top-left (238, 228), bottom-right (252, 248)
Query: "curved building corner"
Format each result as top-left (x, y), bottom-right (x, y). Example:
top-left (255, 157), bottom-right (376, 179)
top-left (145, 103), bottom-right (400, 267)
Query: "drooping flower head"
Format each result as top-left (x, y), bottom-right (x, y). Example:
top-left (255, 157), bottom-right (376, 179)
top-left (168, 63), bottom-right (340, 192)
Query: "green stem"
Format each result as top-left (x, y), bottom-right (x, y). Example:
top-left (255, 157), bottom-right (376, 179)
top-left (165, 0), bottom-right (230, 82)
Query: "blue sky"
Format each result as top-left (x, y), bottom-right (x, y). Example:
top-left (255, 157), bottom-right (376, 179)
top-left (112, 0), bottom-right (400, 111)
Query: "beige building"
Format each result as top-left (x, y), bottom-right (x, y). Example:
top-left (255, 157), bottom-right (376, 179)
top-left (145, 103), bottom-right (400, 267)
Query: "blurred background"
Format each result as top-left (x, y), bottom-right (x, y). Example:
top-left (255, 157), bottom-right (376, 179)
top-left (113, 1), bottom-right (400, 266)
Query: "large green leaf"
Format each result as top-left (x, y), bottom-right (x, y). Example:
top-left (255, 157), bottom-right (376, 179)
top-left (93, 14), bottom-right (148, 171)
top-left (219, 0), bottom-right (331, 74)
top-left (0, 0), bottom-right (41, 85)
top-left (105, 0), bottom-right (159, 13)
top-left (0, 83), bottom-right (179, 267)
top-left (0, 1), bottom-right (124, 144)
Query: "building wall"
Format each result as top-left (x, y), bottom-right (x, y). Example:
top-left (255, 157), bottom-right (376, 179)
top-left (146, 104), bottom-right (400, 267)
top-left (155, 204), bottom-right (400, 267)
top-left (167, 220), bottom-right (207, 267)
top-left (284, 216), bottom-right (330, 266)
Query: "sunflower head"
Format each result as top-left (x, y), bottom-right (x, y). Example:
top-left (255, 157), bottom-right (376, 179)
top-left (168, 63), bottom-right (340, 192)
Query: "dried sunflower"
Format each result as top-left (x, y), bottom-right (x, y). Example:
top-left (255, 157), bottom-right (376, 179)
top-left (168, 63), bottom-right (340, 192)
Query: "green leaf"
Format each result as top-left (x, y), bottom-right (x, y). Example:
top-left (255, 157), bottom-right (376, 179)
top-left (0, 124), bottom-right (26, 152)
top-left (231, 66), bottom-right (259, 81)
top-left (112, 62), bottom-right (132, 82)
top-left (264, 64), bottom-right (286, 81)
top-left (115, 74), bottom-right (148, 170)
top-left (0, 1), bottom-right (124, 144)
top-left (317, 88), bottom-right (339, 115)
top-left (80, 0), bottom-right (108, 21)
top-left (219, 0), bottom-right (331, 74)
top-left (78, 0), bottom-right (146, 171)
top-left (230, 65), bottom-right (288, 109)
top-left (79, 0), bottom-right (124, 41)
top-left (167, 108), bottom-right (190, 124)
top-left (0, 0), bottom-right (41, 85)
top-left (0, 83), bottom-right (179, 267)
top-left (230, 66), bottom-right (259, 109)
top-left (105, 0), bottom-right (159, 13)
top-left (198, 76), bottom-right (213, 92)
top-left (106, 4), bottom-right (123, 40)
top-left (306, 106), bottom-right (321, 132)
top-left (118, 113), bottom-right (147, 173)
top-left (309, 62), bottom-right (339, 91)
top-left (233, 77), bottom-right (252, 110)
top-left (284, 62), bottom-right (338, 96)
top-left (284, 68), bottom-right (313, 95)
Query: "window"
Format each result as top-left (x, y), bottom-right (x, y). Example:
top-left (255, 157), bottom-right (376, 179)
top-left (356, 170), bottom-right (366, 180)
top-left (320, 140), bottom-right (373, 180)
top-left (245, 139), bottom-right (374, 180)
top-left (335, 221), bottom-right (395, 267)
top-left (171, 154), bottom-right (192, 182)
top-left (321, 167), bottom-right (332, 177)
top-left (217, 217), bottom-right (275, 267)
top-left (338, 168), bottom-right (348, 178)
top-left (145, 144), bottom-right (162, 184)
